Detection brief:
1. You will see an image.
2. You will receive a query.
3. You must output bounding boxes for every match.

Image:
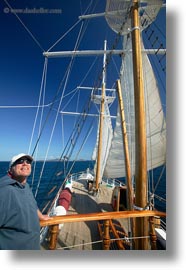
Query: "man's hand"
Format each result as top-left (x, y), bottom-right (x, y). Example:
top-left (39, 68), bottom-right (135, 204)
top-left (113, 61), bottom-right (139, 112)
top-left (37, 209), bottom-right (52, 221)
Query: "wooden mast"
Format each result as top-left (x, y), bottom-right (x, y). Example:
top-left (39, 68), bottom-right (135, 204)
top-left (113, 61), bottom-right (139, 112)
top-left (116, 79), bottom-right (135, 248)
top-left (131, 0), bottom-right (149, 249)
top-left (95, 40), bottom-right (107, 192)
top-left (116, 79), bottom-right (133, 210)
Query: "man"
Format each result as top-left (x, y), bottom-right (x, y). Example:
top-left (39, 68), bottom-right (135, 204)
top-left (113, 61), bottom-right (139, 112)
top-left (0, 153), bottom-right (50, 250)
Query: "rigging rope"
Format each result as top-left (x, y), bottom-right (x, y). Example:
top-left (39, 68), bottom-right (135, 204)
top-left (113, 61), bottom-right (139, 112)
top-left (28, 58), bottom-right (48, 155)
top-left (42, 121), bottom-right (95, 213)
top-left (40, 66), bottom-right (98, 202)
top-left (140, 8), bottom-right (166, 208)
top-left (153, 164), bottom-right (166, 194)
top-left (29, 58), bottom-right (48, 189)
top-left (43, 2), bottom-right (111, 188)
top-left (47, 20), bottom-right (82, 52)
top-left (56, 235), bottom-right (150, 250)
top-left (143, 13), bottom-right (166, 96)
top-left (34, 18), bottom-right (87, 198)
top-left (31, 20), bottom-right (85, 160)
top-left (3, 0), bottom-right (45, 52)
top-left (47, 0), bottom-right (94, 52)
top-left (64, 120), bottom-right (95, 180)
top-left (46, 97), bottom-right (93, 185)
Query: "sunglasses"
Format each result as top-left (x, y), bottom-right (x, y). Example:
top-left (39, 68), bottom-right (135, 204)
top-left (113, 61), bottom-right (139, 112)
top-left (13, 158), bottom-right (32, 166)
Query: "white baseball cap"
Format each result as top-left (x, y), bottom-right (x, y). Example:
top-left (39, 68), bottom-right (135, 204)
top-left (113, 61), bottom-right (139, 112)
top-left (9, 153), bottom-right (33, 168)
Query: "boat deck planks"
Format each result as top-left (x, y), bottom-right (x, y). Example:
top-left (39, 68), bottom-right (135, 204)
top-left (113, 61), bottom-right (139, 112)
top-left (55, 180), bottom-right (129, 250)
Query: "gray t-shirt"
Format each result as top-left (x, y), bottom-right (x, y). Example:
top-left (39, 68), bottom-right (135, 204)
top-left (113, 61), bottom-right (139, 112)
top-left (0, 175), bottom-right (40, 250)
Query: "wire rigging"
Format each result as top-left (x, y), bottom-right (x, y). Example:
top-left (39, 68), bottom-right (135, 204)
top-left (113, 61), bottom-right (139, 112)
top-left (28, 58), bottom-right (48, 155)
top-left (3, 0), bottom-right (45, 52)
top-left (34, 17), bottom-right (88, 198)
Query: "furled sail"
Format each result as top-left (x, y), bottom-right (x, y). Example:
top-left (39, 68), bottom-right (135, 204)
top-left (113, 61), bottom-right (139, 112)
top-left (92, 98), bottom-right (113, 181)
top-left (103, 36), bottom-right (166, 178)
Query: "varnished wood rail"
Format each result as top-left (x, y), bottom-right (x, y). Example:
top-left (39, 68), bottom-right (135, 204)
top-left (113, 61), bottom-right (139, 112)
top-left (40, 210), bottom-right (166, 227)
top-left (40, 210), bottom-right (166, 250)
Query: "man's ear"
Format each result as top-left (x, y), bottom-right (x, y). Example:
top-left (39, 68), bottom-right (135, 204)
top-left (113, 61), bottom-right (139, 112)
top-left (8, 168), bottom-right (13, 177)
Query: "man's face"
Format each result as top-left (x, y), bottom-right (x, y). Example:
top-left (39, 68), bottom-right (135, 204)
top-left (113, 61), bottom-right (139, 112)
top-left (10, 158), bottom-right (32, 182)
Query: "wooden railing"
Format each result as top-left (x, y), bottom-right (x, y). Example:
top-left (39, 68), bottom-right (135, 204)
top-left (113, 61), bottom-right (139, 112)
top-left (40, 210), bottom-right (166, 250)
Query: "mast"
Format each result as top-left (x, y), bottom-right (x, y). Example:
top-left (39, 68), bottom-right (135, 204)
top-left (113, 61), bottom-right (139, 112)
top-left (131, 0), bottom-right (148, 249)
top-left (94, 40), bottom-right (107, 193)
top-left (116, 79), bottom-right (133, 210)
top-left (116, 79), bottom-right (135, 248)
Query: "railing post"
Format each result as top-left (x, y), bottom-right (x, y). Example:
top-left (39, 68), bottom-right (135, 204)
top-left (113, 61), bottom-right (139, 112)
top-left (150, 217), bottom-right (157, 250)
top-left (49, 224), bottom-right (59, 250)
top-left (40, 210), bottom-right (166, 250)
top-left (103, 219), bottom-right (110, 250)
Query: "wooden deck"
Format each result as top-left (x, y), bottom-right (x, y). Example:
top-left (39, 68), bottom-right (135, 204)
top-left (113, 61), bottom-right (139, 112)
top-left (41, 179), bottom-right (130, 250)
top-left (57, 180), bottom-right (113, 250)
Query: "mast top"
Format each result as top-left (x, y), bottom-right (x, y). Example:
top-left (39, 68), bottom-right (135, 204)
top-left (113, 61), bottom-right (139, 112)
top-left (105, 0), bottom-right (163, 35)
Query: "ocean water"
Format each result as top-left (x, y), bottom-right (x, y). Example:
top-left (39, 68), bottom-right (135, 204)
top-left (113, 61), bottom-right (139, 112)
top-left (0, 160), bottom-right (95, 212)
top-left (0, 160), bottom-right (166, 213)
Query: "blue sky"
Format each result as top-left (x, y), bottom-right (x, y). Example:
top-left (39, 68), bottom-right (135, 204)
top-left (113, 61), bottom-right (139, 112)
top-left (0, 0), bottom-right (166, 161)
top-left (0, 0), bottom-right (107, 161)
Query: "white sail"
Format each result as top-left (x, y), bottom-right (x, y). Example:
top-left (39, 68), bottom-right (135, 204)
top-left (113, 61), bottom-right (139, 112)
top-left (105, 0), bottom-right (163, 35)
top-left (92, 100), bottom-right (113, 181)
top-left (103, 37), bottom-right (166, 178)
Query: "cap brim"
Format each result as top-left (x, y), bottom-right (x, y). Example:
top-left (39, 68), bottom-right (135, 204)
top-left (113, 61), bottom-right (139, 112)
top-left (10, 153), bottom-right (33, 167)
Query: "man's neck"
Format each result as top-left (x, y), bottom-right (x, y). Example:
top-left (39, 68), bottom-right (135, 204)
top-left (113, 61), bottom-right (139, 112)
top-left (8, 172), bottom-right (27, 184)
top-left (15, 177), bottom-right (27, 185)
